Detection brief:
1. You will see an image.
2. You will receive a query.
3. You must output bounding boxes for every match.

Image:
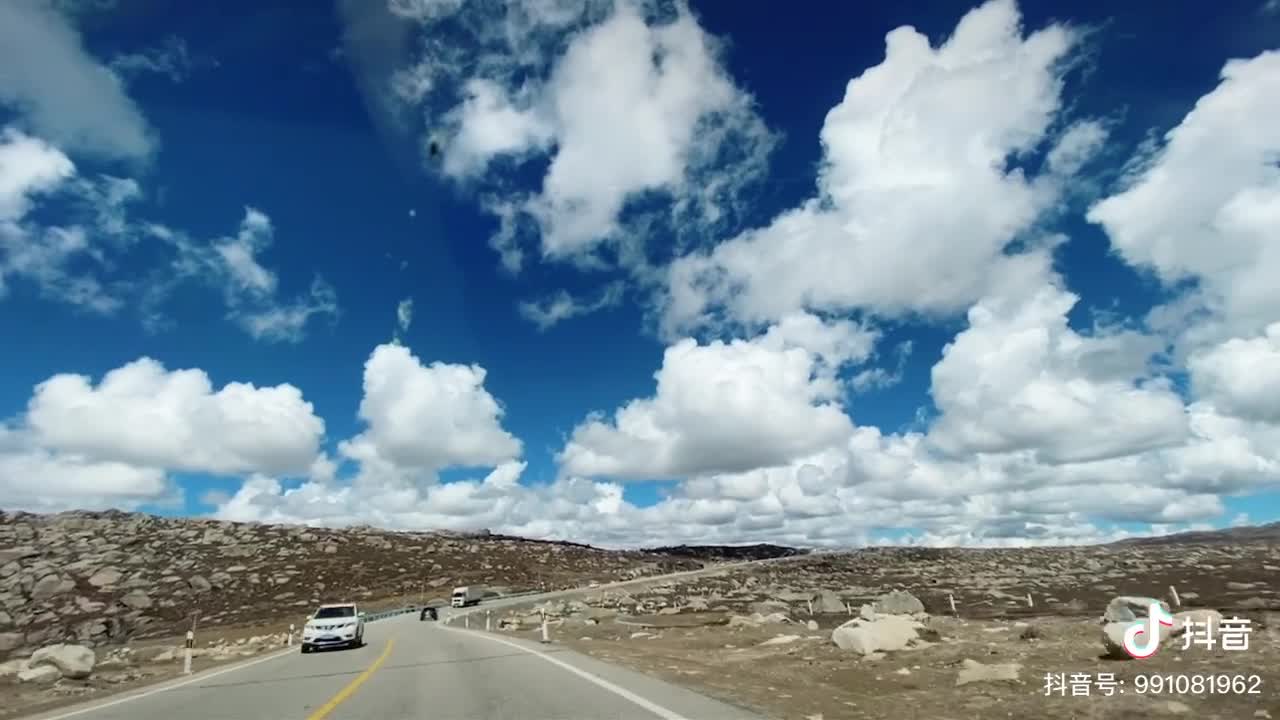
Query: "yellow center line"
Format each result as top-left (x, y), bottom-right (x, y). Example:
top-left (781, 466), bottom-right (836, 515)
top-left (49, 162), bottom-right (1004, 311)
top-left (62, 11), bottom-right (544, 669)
top-left (305, 639), bottom-right (396, 720)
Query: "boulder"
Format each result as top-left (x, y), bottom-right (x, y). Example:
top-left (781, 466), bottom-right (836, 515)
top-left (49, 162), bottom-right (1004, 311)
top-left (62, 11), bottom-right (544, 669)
top-left (814, 590), bottom-right (845, 614)
top-left (0, 632), bottom-right (23, 652)
top-left (1103, 596), bottom-right (1169, 624)
top-left (120, 590), bottom-right (152, 610)
top-left (872, 590), bottom-right (924, 616)
top-left (87, 567), bottom-right (124, 588)
top-left (29, 574), bottom-right (75, 601)
top-left (31, 643), bottom-right (96, 679)
top-left (188, 575), bottom-right (213, 594)
top-left (18, 664), bottom-right (60, 685)
top-left (831, 615), bottom-right (923, 655)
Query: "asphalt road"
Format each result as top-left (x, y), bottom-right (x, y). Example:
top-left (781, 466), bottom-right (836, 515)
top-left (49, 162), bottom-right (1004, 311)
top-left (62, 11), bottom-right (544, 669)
top-left (27, 614), bottom-right (764, 720)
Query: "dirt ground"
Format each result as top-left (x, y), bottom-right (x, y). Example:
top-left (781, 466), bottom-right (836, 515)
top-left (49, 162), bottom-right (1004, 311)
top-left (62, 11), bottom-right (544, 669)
top-left (495, 609), bottom-right (1280, 720)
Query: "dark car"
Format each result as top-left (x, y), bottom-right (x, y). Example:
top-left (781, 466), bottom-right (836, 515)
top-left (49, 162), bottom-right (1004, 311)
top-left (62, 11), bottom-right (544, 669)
top-left (419, 606), bottom-right (437, 621)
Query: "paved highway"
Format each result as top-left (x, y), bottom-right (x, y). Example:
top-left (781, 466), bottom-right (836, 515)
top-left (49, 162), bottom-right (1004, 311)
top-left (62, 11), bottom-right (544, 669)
top-left (26, 613), bottom-right (763, 720)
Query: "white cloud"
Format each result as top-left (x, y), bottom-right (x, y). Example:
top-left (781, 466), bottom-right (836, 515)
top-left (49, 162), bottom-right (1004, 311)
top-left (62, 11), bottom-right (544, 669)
top-left (518, 281), bottom-right (623, 331)
top-left (1188, 324), bottom-right (1280, 425)
top-left (0, 356), bottom-right (328, 512)
top-left (394, 296), bottom-right (414, 341)
top-left (344, 344), bottom-right (522, 472)
top-left (0, 127), bottom-right (75, 222)
top-left (662, 0), bottom-right (1095, 334)
top-left (110, 36), bottom-right (213, 84)
top-left (153, 207), bottom-right (341, 342)
top-left (385, 0), bottom-right (775, 271)
top-left (556, 318), bottom-right (863, 480)
top-left (236, 276), bottom-right (340, 343)
top-left (0, 426), bottom-right (173, 513)
top-left (26, 357), bottom-right (325, 476)
top-left (1088, 50), bottom-right (1280, 344)
top-left (0, 0), bottom-right (154, 160)
top-left (927, 273), bottom-right (1190, 464)
top-left (441, 78), bottom-right (555, 177)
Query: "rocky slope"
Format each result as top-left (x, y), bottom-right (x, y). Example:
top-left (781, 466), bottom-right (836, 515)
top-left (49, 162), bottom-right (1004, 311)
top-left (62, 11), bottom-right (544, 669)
top-left (0, 509), bottom-right (703, 661)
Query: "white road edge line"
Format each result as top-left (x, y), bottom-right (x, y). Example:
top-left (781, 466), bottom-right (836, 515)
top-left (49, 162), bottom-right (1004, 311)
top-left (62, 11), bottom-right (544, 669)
top-left (443, 626), bottom-right (691, 720)
top-left (28, 645), bottom-right (298, 720)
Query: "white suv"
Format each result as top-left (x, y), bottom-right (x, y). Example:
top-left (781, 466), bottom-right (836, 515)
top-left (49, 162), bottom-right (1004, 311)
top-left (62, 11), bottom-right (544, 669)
top-left (301, 603), bottom-right (365, 653)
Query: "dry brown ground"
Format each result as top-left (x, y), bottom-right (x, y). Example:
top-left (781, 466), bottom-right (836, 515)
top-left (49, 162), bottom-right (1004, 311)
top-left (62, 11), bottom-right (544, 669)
top-left (516, 611), bottom-right (1279, 720)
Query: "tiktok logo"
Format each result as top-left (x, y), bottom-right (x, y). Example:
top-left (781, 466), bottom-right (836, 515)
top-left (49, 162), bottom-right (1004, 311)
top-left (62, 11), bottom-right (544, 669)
top-left (1122, 602), bottom-right (1175, 659)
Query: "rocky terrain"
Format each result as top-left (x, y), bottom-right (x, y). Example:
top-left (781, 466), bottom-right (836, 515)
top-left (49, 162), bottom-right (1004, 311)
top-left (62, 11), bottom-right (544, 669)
top-left (489, 541), bottom-right (1280, 719)
top-left (0, 509), bottom-right (703, 664)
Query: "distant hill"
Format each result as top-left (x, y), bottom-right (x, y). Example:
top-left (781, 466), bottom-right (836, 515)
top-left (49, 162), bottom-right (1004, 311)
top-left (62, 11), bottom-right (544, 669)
top-left (644, 543), bottom-right (809, 561)
top-left (1109, 521), bottom-right (1280, 546)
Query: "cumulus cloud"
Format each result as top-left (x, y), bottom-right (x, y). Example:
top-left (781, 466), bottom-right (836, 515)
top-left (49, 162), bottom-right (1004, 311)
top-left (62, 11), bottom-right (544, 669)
top-left (518, 281), bottom-right (624, 331)
top-left (1088, 50), bottom-right (1280, 345)
top-left (662, 0), bottom-right (1097, 334)
top-left (556, 316), bottom-right (868, 480)
top-left (0, 0), bottom-right (154, 160)
top-left (927, 270), bottom-right (1190, 464)
top-left (344, 344), bottom-right (522, 472)
top-left (1188, 324), bottom-right (1280, 425)
top-left (381, 0), bottom-right (775, 273)
top-left (26, 358), bottom-right (325, 475)
top-left (0, 357), bottom-right (327, 512)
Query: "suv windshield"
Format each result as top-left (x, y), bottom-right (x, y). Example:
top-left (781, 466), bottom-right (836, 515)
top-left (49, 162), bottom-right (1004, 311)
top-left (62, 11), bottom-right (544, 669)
top-left (314, 606), bottom-right (355, 619)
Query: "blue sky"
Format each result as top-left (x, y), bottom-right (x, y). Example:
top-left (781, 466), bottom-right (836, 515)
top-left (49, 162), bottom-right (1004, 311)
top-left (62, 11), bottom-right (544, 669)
top-left (1, 0), bottom-right (1278, 547)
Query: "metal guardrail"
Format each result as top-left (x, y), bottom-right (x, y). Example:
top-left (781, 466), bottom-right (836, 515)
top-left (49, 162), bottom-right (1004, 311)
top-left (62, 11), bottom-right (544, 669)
top-left (364, 607), bottom-right (417, 622)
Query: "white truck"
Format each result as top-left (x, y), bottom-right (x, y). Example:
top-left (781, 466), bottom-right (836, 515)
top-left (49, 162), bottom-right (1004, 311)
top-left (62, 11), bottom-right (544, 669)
top-left (450, 585), bottom-right (482, 608)
top-left (301, 602), bottom-right (365, 653)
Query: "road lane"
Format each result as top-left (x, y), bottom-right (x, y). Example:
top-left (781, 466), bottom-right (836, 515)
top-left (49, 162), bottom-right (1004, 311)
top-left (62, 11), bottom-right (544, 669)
top-left (329, 618), bottom-right (760, 720)
top-left (24, 614), bottom-right (764, 720)
top-left (29, 623), bottom-right (390, 720)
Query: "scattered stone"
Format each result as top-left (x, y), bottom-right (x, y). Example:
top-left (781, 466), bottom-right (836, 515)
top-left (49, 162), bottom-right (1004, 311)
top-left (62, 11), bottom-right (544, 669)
top-left (759, 634), bottom-right (801, 647)
top-left (955, 658), bottom-right (1021, 686)
top-left (120, 590), bottom-right (153, 610)
top-left (872, 590), bottom-right (924, 616)
top-left (87, 568), bottom-right (124, 588)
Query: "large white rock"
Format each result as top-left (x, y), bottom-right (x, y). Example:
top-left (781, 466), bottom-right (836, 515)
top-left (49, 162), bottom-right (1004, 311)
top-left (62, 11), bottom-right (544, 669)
top-left (1103, 596), bottom-right (1169, 623)
top-left (17, 664), bottom-right (60, 684)
top-left (30, 643), bottom-right (96, 679)
top-left (831, 615), bottom-right (923, 655)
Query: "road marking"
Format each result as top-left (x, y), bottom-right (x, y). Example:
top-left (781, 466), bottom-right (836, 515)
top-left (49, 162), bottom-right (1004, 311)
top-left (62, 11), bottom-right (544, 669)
top-left (304, 639), bottom-right (395, 720)
top-left (444, 628), bottom-right (691, 720)
top-left (31, 645), bottom-right (298, 720)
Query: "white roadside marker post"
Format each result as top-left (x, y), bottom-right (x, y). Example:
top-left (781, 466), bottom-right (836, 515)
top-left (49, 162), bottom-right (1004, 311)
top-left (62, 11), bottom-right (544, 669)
top-left (183, 630), bottom-right (194, 675)
top-left (486, 612), bottom-right (491, 631)
top-left (1025, 593), bottom-right (1034, 609)
top-left (948, 594), bottom-right (957, 615)
top-left (540, 611), bottom-right (550, 644)
top-left (465, 614), bottom-right (470, 629)
top-left (1169, 585), bottom-right (1181, 607)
